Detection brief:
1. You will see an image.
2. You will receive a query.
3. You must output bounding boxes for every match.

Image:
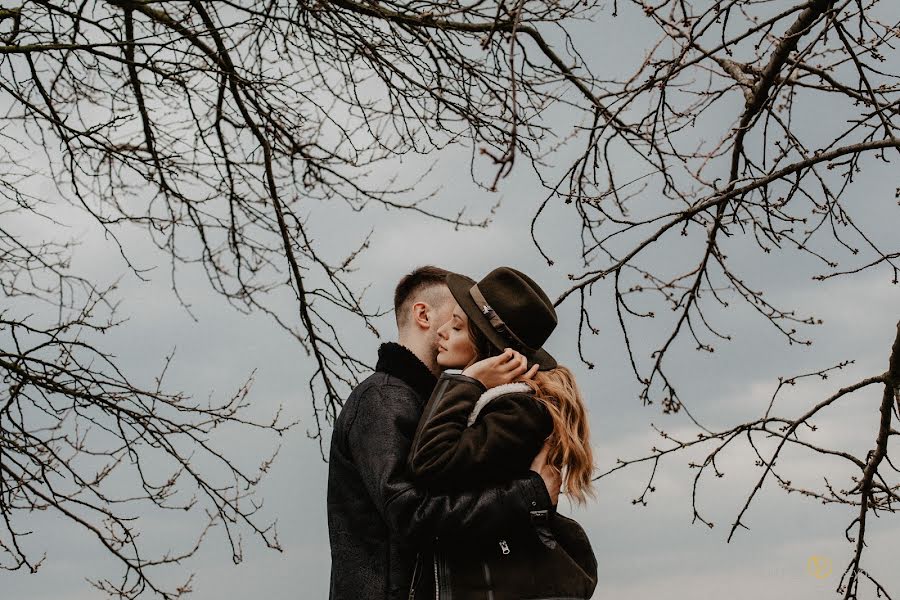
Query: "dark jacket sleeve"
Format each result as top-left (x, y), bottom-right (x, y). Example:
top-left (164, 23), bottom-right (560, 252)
top-left (346, 378), bottom-right (551, 546)
top-left (409, 372), bottom-right (553, 487)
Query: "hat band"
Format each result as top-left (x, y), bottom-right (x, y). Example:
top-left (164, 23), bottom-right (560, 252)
top-left (469, 284), bottom-right (537, 355)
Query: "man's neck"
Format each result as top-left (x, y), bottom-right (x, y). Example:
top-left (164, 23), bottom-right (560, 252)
top-left (397, 334), bottom-right (439, 377)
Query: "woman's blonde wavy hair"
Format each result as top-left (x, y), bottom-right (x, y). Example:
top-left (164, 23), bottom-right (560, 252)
top-left (467, 325), bottom-right (595, 504)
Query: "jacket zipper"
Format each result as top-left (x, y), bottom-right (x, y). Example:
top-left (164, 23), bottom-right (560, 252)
top-left (439, 549), bottom-right (452, 600)
top-left (408, 552), bottom-right (422, 600)
top-left (433, 550), bottom-right (439, 600)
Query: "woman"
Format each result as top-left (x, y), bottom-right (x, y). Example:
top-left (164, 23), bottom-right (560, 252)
top-left (407, 266), bottom-right (597, 600)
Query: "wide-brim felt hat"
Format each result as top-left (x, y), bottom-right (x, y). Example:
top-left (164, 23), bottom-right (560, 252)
top-left (446, 267), bottom-right (558, 371)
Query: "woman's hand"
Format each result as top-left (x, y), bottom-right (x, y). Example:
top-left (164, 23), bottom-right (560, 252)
top-left (462, 349), bottom-right (539, 389)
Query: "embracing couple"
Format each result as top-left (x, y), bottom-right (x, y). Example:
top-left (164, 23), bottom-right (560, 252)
top-left (327, 266), bottom-right (597, 599)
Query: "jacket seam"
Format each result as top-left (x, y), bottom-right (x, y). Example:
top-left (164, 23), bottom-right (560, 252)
top-left (384, 482), bottom-right (417, 508)
top-left (439, 371), bottom-right (487, 391)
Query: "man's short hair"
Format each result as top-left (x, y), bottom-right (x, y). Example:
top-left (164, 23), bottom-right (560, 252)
top-left (394, 266), bottom-right (451, 329)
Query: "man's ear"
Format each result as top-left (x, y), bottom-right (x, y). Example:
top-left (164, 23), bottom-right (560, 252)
top-left (410, 301), bottom-right (431, 330)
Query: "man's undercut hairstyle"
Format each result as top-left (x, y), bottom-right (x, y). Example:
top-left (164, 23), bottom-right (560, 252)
top-left (394, 266), bottom-right (451, 329)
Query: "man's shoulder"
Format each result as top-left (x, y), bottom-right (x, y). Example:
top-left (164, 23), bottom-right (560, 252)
top-left (351, 370), bottom-right (418, 399)
top-left (337, 371), bottom-right (421, 429)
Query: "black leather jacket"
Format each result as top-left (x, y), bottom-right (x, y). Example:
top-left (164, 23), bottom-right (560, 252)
top-left (407, 372), bottom-right (598, 600)
top-left (327, 343), bottom-right (552, 599)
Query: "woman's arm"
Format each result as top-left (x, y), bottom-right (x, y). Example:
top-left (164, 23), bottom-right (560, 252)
top-left (408, 372), bottom-right (552, 488)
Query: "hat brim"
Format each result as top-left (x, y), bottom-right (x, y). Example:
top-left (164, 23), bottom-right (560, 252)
top-left (446, 272), bottom-right (557, 371)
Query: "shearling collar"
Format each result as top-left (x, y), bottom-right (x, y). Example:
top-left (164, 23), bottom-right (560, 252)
top-left (375, 342), bottom-right (437, 401)
top-left (467, 382), bottom-right (532, 426)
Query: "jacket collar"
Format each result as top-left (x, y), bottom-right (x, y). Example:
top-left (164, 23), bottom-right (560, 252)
top-left (375, 342), bottom-right (437, 400)
top-left (467, 382), bottom-right (532, 426)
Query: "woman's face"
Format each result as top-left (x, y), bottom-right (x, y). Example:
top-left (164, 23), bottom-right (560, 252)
top-left (436, 302), bottom-right (477, 369)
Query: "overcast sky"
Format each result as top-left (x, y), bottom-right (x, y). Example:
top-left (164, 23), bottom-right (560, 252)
top-left (4, 2), bottom-right (900, 599)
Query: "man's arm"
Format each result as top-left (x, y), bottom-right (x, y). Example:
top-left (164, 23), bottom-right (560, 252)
top-left (347, 381), bottom-right (555, 545)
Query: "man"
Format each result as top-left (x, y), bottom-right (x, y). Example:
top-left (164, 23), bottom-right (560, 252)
top-left (327, 266), bottom-right (560, 599)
